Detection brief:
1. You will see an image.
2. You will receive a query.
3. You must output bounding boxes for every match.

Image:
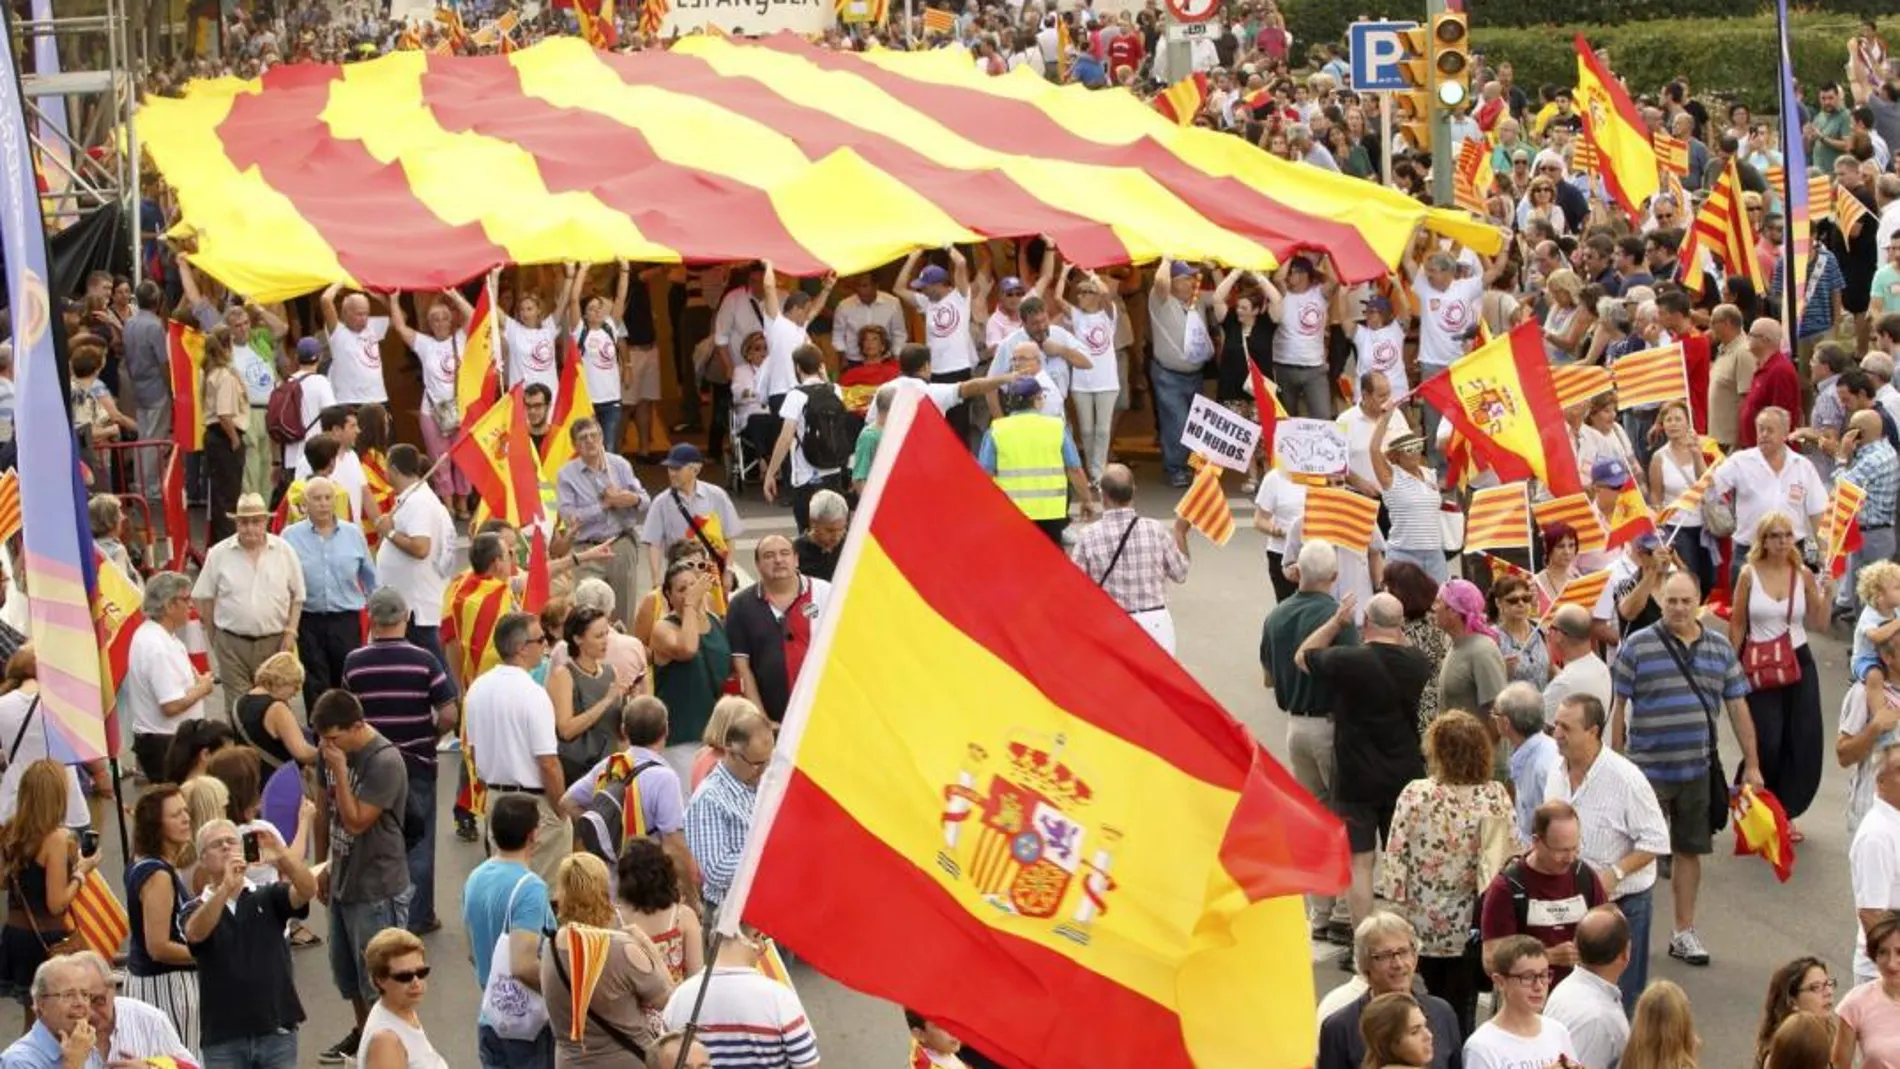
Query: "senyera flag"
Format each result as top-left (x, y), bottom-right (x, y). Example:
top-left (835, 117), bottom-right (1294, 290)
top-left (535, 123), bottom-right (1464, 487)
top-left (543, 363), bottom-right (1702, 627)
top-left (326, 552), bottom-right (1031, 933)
top-left (723, 392), bottom-right (1348, 1069)
top-left (1415, 321), bottom-right (1584, 497)
top-left (1574, 34), bottom-right (1660, 216)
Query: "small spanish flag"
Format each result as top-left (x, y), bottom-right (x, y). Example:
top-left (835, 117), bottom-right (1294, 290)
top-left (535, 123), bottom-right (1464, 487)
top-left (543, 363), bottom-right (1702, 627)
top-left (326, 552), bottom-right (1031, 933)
top-left (1603, 485), bottom-right (1656, 551)
top-left (1731, 785), bottom-right (1795, 882)
top-left (1175, 463), bottom-right (1234, 545)
top-left (166, 320), bottom-right (206, 452)
top-left (1574, 34), bottom-right (1660, 215)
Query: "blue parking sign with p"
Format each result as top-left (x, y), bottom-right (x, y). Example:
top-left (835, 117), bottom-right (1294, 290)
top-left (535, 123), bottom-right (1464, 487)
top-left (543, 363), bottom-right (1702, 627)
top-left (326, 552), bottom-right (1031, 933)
top-left (1349, 21), bottom-right (1418, 93)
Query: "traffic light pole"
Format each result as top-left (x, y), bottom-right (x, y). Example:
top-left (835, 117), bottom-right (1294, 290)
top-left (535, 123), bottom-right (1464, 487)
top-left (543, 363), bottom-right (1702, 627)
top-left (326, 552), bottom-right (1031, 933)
top-left (1427, 0), bottom-right (1454, 208)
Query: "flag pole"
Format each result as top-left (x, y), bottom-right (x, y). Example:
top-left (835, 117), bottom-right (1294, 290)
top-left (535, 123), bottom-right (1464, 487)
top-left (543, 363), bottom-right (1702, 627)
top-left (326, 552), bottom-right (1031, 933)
top-left (671, 931), bottom-right (728, 1069)
top-left (1774, 0), bottom-right (1799, 342)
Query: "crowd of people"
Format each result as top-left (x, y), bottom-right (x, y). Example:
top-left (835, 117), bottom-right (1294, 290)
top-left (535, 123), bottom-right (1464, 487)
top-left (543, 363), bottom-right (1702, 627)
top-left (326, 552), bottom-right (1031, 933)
top-left (14, 0), bottom-right (1900, 1068)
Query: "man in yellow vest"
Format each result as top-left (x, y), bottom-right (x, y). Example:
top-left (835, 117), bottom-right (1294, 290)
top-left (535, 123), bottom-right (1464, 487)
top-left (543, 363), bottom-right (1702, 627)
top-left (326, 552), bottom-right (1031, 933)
top-left (978, 376), bottom-right (1097, 544)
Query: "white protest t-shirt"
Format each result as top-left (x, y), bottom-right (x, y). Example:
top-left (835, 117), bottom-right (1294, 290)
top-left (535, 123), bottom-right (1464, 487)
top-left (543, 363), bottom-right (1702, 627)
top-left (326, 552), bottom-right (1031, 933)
top-left (232, 341), bottom-right (277, 406)
top-left (1463, 1018), bottom-right (1575, 1069)
top-left (326, 318), bottom-right (391, 404)
top-left (1068, 307), bottom-right (1120, 393)
top-left (572, 321), bottom-right (624, 405)
top-left (758, 315), bottom-right (810, 401)
top-left (413, 331), bottom-right (465, 408)
top-left (1272, 287), bottom-right (1328, 368)
top-left (504, 317), bottom-right (562, 402)
top-left (1353, 322), bottom-right (1409, 397)
top-left (911, 290), bottom-right (978, 375)
top-left (1413, 272), bottom-right (1484, 370)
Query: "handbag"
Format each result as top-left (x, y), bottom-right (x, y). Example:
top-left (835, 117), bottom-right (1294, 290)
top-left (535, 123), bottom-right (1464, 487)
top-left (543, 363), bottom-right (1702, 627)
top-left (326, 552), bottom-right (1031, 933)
top-left (1658, 628), bottom-right (1731, 834)
top-left (480, 875), bottom-right (551, 1041)
top-left (1740, 569), bottom-right (1803, 691)
top-left (1701, 489), bottom-right (1737, 539)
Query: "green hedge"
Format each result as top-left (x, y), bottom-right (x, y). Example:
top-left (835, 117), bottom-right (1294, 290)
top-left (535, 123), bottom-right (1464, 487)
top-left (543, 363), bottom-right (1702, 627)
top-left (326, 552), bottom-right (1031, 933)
top-left (1474, 15), bottom-right (1853, 114)
top-left (1280, 0), bottom-right (1882, 58)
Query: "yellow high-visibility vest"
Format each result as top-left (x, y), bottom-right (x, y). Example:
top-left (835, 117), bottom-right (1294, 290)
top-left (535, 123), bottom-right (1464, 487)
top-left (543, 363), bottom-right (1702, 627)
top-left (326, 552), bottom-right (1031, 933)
top-left (991, 413), bottom-right (1068, 521)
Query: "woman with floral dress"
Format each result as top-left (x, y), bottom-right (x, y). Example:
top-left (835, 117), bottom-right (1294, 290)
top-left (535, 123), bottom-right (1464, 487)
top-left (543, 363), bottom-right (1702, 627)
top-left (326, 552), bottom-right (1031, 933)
top-left (1378, 711), bottom-right (1515, 1039)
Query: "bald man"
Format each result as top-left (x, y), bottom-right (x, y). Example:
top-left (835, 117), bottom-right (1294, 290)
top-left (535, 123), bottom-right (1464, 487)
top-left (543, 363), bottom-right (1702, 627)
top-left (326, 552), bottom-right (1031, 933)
top-left (1069, 463), bottom-right (1191, 653)
top-left (1543, 905), bottom-right (1633, 1069)
top-left (1295, 590), bottom-right (1432, 930)
top-left (319, 283), bottom-right (391, 407)
top-left (1740, 317), bottom-right (1802, 446)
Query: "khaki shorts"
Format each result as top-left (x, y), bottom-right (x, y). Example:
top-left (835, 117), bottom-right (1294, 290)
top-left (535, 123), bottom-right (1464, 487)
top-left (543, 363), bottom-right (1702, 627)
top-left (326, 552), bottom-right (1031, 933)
top-left (1650, 773), bottom-right (1714, 856)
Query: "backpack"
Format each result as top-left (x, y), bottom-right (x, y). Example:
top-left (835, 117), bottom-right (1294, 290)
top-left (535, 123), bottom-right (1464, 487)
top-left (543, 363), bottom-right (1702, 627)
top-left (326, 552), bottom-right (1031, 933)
top-left (796, 384), bottom-right (855, 471)
top-left (574, 757), bottom-right (663, 867)
top-left (265, 374), bottom-right (308, 445)
top-left (1468, 854), bottom-right (1608, 988)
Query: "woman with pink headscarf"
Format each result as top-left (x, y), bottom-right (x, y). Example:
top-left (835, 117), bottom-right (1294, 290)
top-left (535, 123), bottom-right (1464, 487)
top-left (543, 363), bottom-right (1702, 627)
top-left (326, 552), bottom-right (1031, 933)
top-left (1431, 578), bottom-right (1510, 727)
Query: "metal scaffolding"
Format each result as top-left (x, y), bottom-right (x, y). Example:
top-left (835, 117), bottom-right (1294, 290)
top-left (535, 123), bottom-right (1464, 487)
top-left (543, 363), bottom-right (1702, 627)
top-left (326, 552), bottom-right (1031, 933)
top-left (14, 0), bottom-right (141, 284)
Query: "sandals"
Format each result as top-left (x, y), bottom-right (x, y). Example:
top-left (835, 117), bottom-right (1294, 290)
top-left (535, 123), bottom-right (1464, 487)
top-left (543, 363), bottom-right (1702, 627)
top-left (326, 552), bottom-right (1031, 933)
top-left (288, 922), bottom-right (323, 948)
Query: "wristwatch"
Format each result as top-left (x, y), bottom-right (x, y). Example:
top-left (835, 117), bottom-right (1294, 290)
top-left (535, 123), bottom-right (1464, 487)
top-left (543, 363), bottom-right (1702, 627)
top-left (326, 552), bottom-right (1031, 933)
top-left (1607, 862), bottom-right (1625, 885)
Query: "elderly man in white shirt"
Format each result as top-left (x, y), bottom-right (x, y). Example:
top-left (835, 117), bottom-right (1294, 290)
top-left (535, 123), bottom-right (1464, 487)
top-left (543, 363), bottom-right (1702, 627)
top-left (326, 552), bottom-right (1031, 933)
top-left (123, 571), bottom-right (215, 784)
top-left (1850, 740), bottom-right (1900, 983)
top-left (1542, 906), bottom-right (1633, 1069)
top-left (1709, 405), bottom-right (1828, 584)
top-left (464, 611), bottom-right (571, 883)
top-left (193, 492), bottom-right (307, 719)
top-left (830, 273), bottom-right (908, 367)
top-left (1545, 691), bottom-right (1671, 1015)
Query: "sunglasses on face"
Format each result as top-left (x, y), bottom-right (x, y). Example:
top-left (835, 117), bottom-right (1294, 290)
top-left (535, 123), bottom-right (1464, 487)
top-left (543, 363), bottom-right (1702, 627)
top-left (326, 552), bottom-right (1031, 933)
top-left (385, 967), bottom-right (431, 984)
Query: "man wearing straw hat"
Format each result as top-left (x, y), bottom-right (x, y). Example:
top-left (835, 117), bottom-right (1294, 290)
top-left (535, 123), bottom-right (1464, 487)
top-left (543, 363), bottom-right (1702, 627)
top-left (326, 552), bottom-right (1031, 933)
top-left (193, 492), bottom-right (306, 718)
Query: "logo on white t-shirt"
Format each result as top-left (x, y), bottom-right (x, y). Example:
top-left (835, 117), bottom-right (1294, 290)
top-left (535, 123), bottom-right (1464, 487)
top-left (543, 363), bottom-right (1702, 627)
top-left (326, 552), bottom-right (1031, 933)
top-left (930, 302), bottom-right (961, 338)
top-left (528, 338), bottom-right (555, 372)
top-left (357, 333), bottom-right (381, 369)
top-left (584, 333), bottom-right (616, 371)
top-left (1438, 300), bottom-right (1469, 333)
top-left (1370, 338), bottom-right (1401, 372)
top-left (1297, 302), bottom-right (1324, 334)
top-left (1082, 323), bottom-right (1111, 353)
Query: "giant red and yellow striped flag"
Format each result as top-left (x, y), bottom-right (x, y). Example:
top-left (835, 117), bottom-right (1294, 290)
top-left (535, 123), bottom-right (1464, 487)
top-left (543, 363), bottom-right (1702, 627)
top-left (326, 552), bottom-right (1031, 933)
top-left (166, 320), bottom-right (206, 451)
top-left (1553, 364), bottom-right (1613, 410)
top-left (1611, 343), bottom-right (1688, 407)
top-left (1534, 492), bottom-right (1608, 553)
top-left (1679, 158), bottom-right (1764, 295)
top-left (0, 470), bottom-right (19, 546)
top-left (1175, 463), bottom-right (1234, 545)
top-left (1542, 567), bottom-right (1613, 620)
top-left (722, 394), bottom-right (1347, 1069)
top-left (1465, 483), bottom-right (1533, 552)
top-left (1652, 132), bottom-right (1690, 176)
top-left (1837, 182), bottom-right (1873, 237)
top-left (1301, 486), bottom-right (1379, 553)
top-left (1417, 321), bottom-right (1584, 496)
top-left (137, 38), bottom-right (1497, 302)
top-left (1154, 72), bottom-right (1210, 128)
top-left (1575, 34), bottom-right (1660, 215)
top-left (460, 278), bottom-right (501, 426)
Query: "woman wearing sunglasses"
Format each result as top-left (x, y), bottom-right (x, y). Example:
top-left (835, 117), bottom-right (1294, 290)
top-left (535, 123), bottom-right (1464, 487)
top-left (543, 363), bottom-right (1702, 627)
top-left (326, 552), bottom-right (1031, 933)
top-left (359, 928), bottom-right (449, 1069)
top-left (1489, 574), bottom-right (1550, 689)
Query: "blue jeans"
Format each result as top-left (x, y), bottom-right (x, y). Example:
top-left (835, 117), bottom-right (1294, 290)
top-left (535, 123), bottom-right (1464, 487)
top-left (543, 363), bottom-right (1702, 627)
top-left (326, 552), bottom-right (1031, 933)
top-left (1614, 887), bottom-right (1653, 1015)
top-left (328, 895), bottom-right (408, 1004)
top-left (405, 769), bottom-right (439, 930)
top-left (479, 1023), bottom-right (554, 1069)
top-left (1386, 544), bottom-right (1448, 584)
top-left (595, 401), bottom-right (623, 456)
top-left (1149, 362), bottom-right (1203, 480)
top-left (202, 1029), bottom-right (298, 1069)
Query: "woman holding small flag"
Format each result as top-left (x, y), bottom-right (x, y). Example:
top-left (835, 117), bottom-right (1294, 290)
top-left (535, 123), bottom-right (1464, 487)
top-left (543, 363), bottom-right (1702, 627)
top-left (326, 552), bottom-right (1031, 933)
top-left (1369, 403), bottom-right (1446, 584)
top-left (1534, 523), bottom-right (1583, 616)
top-left (1649, 400), bottom-right (1714, 593)
top-left (1729, 512), bottom-right (1833, 832)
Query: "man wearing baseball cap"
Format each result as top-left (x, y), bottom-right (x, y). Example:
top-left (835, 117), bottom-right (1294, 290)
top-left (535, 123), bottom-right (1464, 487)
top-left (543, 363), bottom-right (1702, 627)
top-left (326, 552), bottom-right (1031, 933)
top-left (978, 377), bottom-right (1097, 544)
top-left (1148, 257), bottom-right (1216, 489)
top-left (282, 335), bottom-right (337, 476)
top-left (982, 243), bottom-right (1055, 361)
top-left (642, 443), bottom-right (744, 592)
top-left (896, 248), bottom-right (980, 446)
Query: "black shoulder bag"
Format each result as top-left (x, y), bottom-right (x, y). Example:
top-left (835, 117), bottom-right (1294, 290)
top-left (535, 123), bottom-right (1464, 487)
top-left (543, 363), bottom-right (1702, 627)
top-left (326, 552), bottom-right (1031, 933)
top-left (1657, 628), bottom-right (1730, 833)
top-left (671, 490), bottom-right (729, 573)
top-left (1093, 514), bottom-right (1142, 588)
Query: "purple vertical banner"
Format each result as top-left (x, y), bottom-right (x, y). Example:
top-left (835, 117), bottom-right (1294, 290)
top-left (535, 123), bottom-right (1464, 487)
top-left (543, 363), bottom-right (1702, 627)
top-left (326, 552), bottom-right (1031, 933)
top-left (1775, 0), bottom-right (1811, 339)
top-left (0, 10), bottom-right (107, 763)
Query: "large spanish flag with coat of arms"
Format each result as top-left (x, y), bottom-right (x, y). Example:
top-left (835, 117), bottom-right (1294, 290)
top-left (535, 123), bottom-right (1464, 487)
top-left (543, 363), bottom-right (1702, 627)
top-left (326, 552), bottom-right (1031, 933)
top-left (722, 393), bottom-right (1348, 1069)
top-left (1416, 321), bottom-right (1584, 498)
top-left (1574, 34), bottom-right (1660, 217)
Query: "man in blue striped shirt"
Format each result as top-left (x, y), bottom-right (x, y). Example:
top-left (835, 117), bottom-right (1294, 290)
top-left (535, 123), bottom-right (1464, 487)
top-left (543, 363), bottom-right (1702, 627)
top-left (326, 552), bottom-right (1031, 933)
top-left (1608, 570), bottom-right (1761, 970)
top-left (343, 587), bottom-right (458, 936)
top-left (684, 707), bottom-right (774, 914)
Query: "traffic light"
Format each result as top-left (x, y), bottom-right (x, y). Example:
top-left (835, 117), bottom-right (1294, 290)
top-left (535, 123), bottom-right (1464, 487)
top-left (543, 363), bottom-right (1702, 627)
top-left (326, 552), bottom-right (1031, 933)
top-left (1430, 12), bottom-right (1471, 113)
top-left (1395, 24), bottom-right (1432, 151)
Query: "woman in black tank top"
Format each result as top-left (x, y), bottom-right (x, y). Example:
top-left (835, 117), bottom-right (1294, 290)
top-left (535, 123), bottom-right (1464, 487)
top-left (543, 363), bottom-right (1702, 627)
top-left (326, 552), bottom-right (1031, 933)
top-left (235, 652), bottom-right (317, 770)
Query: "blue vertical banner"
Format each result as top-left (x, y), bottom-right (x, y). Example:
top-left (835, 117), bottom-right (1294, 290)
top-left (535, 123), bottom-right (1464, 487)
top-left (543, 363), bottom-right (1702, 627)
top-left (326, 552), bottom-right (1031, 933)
top-left (1775, 0), bottom-right (1811, 339)
top-left (0, 11), bottom-right (107, 763)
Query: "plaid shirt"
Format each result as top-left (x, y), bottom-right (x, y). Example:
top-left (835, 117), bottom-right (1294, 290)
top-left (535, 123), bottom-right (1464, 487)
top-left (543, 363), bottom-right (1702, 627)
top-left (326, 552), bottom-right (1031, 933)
top-left (1842, 438), bottom-right (1900, 527)
top-left (684, 761), bottom-right (756, 908)
top-left (1069, 509), bottom-right (1189, 614)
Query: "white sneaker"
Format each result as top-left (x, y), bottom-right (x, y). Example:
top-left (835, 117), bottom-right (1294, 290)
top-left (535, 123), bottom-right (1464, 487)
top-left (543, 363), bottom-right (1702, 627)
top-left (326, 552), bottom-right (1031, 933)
top-left (1668, 928), bottom-right (1711, 966)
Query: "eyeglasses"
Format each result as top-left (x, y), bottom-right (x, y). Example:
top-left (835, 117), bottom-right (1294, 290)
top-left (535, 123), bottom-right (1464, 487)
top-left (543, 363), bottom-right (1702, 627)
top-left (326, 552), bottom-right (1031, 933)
top-left (385, 966), bottom-right (432, 984)
top-left (1800, 978), bottom-right (1839, 995)
top-left (1505, 970), bottom-right (1553, 986)
top-left (1502, 595), bottom-right (1535, 605)
top-left (1368, 947), bottom-right (1416, 965)
top-left (40, 989), bottom-right (99, 1005)
top-left (525, 632), bottom-right (548, 645)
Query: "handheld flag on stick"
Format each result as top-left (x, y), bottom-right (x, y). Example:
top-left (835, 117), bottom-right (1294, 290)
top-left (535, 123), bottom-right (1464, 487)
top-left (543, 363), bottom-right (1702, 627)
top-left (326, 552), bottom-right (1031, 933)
top-left (1301, 487), bottom-right (1379, 553)
top-left (1574, 34), bottom-right (1661, 216)
top-left (1175, 463), bottom-right (1234, 545)
top-left (1731, 785), bottom-right (1796, 882)
top-left (1464, 484), bottom-right (1533, 553)
top-left (1679, 159), bottom-right (1764, 296)
top-left (1610, 343), bottom-right (1689, 408)
top-left (920, 6), bottom-right (955, 34)
top-left (459, 279), bottom-right (501, 426)
top-left (1552, 364), bottom-right (1613, 410)
top-left (0, 471), bottom-right (19, 546)
top-left (1415, 321), bottom-right (1584, 497)
top-left (719, 393), bottom-right (1347, 1069)
top-left (1836, 182), bottom-right (1873, 237)
top-left (1657, 462), bottom-right (1719, 527)
top-left (1542, 567), bottom-right (1613, 621)
top-left (1533, 493), bottom-right (1608, 554)
top-left (1652, 132), bottom-right (1690, 176)
top-left (1821, 479), bottom-right (1868, 580)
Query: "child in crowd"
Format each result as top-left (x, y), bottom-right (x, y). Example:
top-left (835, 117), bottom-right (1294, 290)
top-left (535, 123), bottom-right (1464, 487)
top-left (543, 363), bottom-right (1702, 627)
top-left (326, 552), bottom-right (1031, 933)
top-left (1853, 560), bottom-right (1900, 730)
top-left (906, 1009), bottom-right (970, 1069)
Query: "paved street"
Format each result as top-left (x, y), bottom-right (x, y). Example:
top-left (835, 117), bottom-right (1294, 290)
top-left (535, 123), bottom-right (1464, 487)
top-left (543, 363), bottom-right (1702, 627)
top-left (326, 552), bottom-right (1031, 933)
top-left (77, 473), bottom-right (1864, 1066)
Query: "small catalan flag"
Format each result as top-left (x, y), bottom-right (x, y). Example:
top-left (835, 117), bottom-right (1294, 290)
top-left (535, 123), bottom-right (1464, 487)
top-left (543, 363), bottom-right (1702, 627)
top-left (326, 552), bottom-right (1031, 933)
top-left (1610, 343), bottom-right (1689, 408)
top-left (1301, 486), bottom-right (1379, 554)
top-left (1175, 463), bottom-right (1234, 545)
top-left (921, 7), bottom-right (956, 34)
top-left (1533, 492), bottom-right (1608, 554)
top-left (1652, 132), bottom-right (1690, 176)
top-left (1465, 483), bottom-right (1534, 553)
top-left (1154, 72), bottom-right (1210, 128)
top-left (1553, 364), bottom-right (1613, 410)
top-left (1542, 567), bottom-right (1613, 620)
